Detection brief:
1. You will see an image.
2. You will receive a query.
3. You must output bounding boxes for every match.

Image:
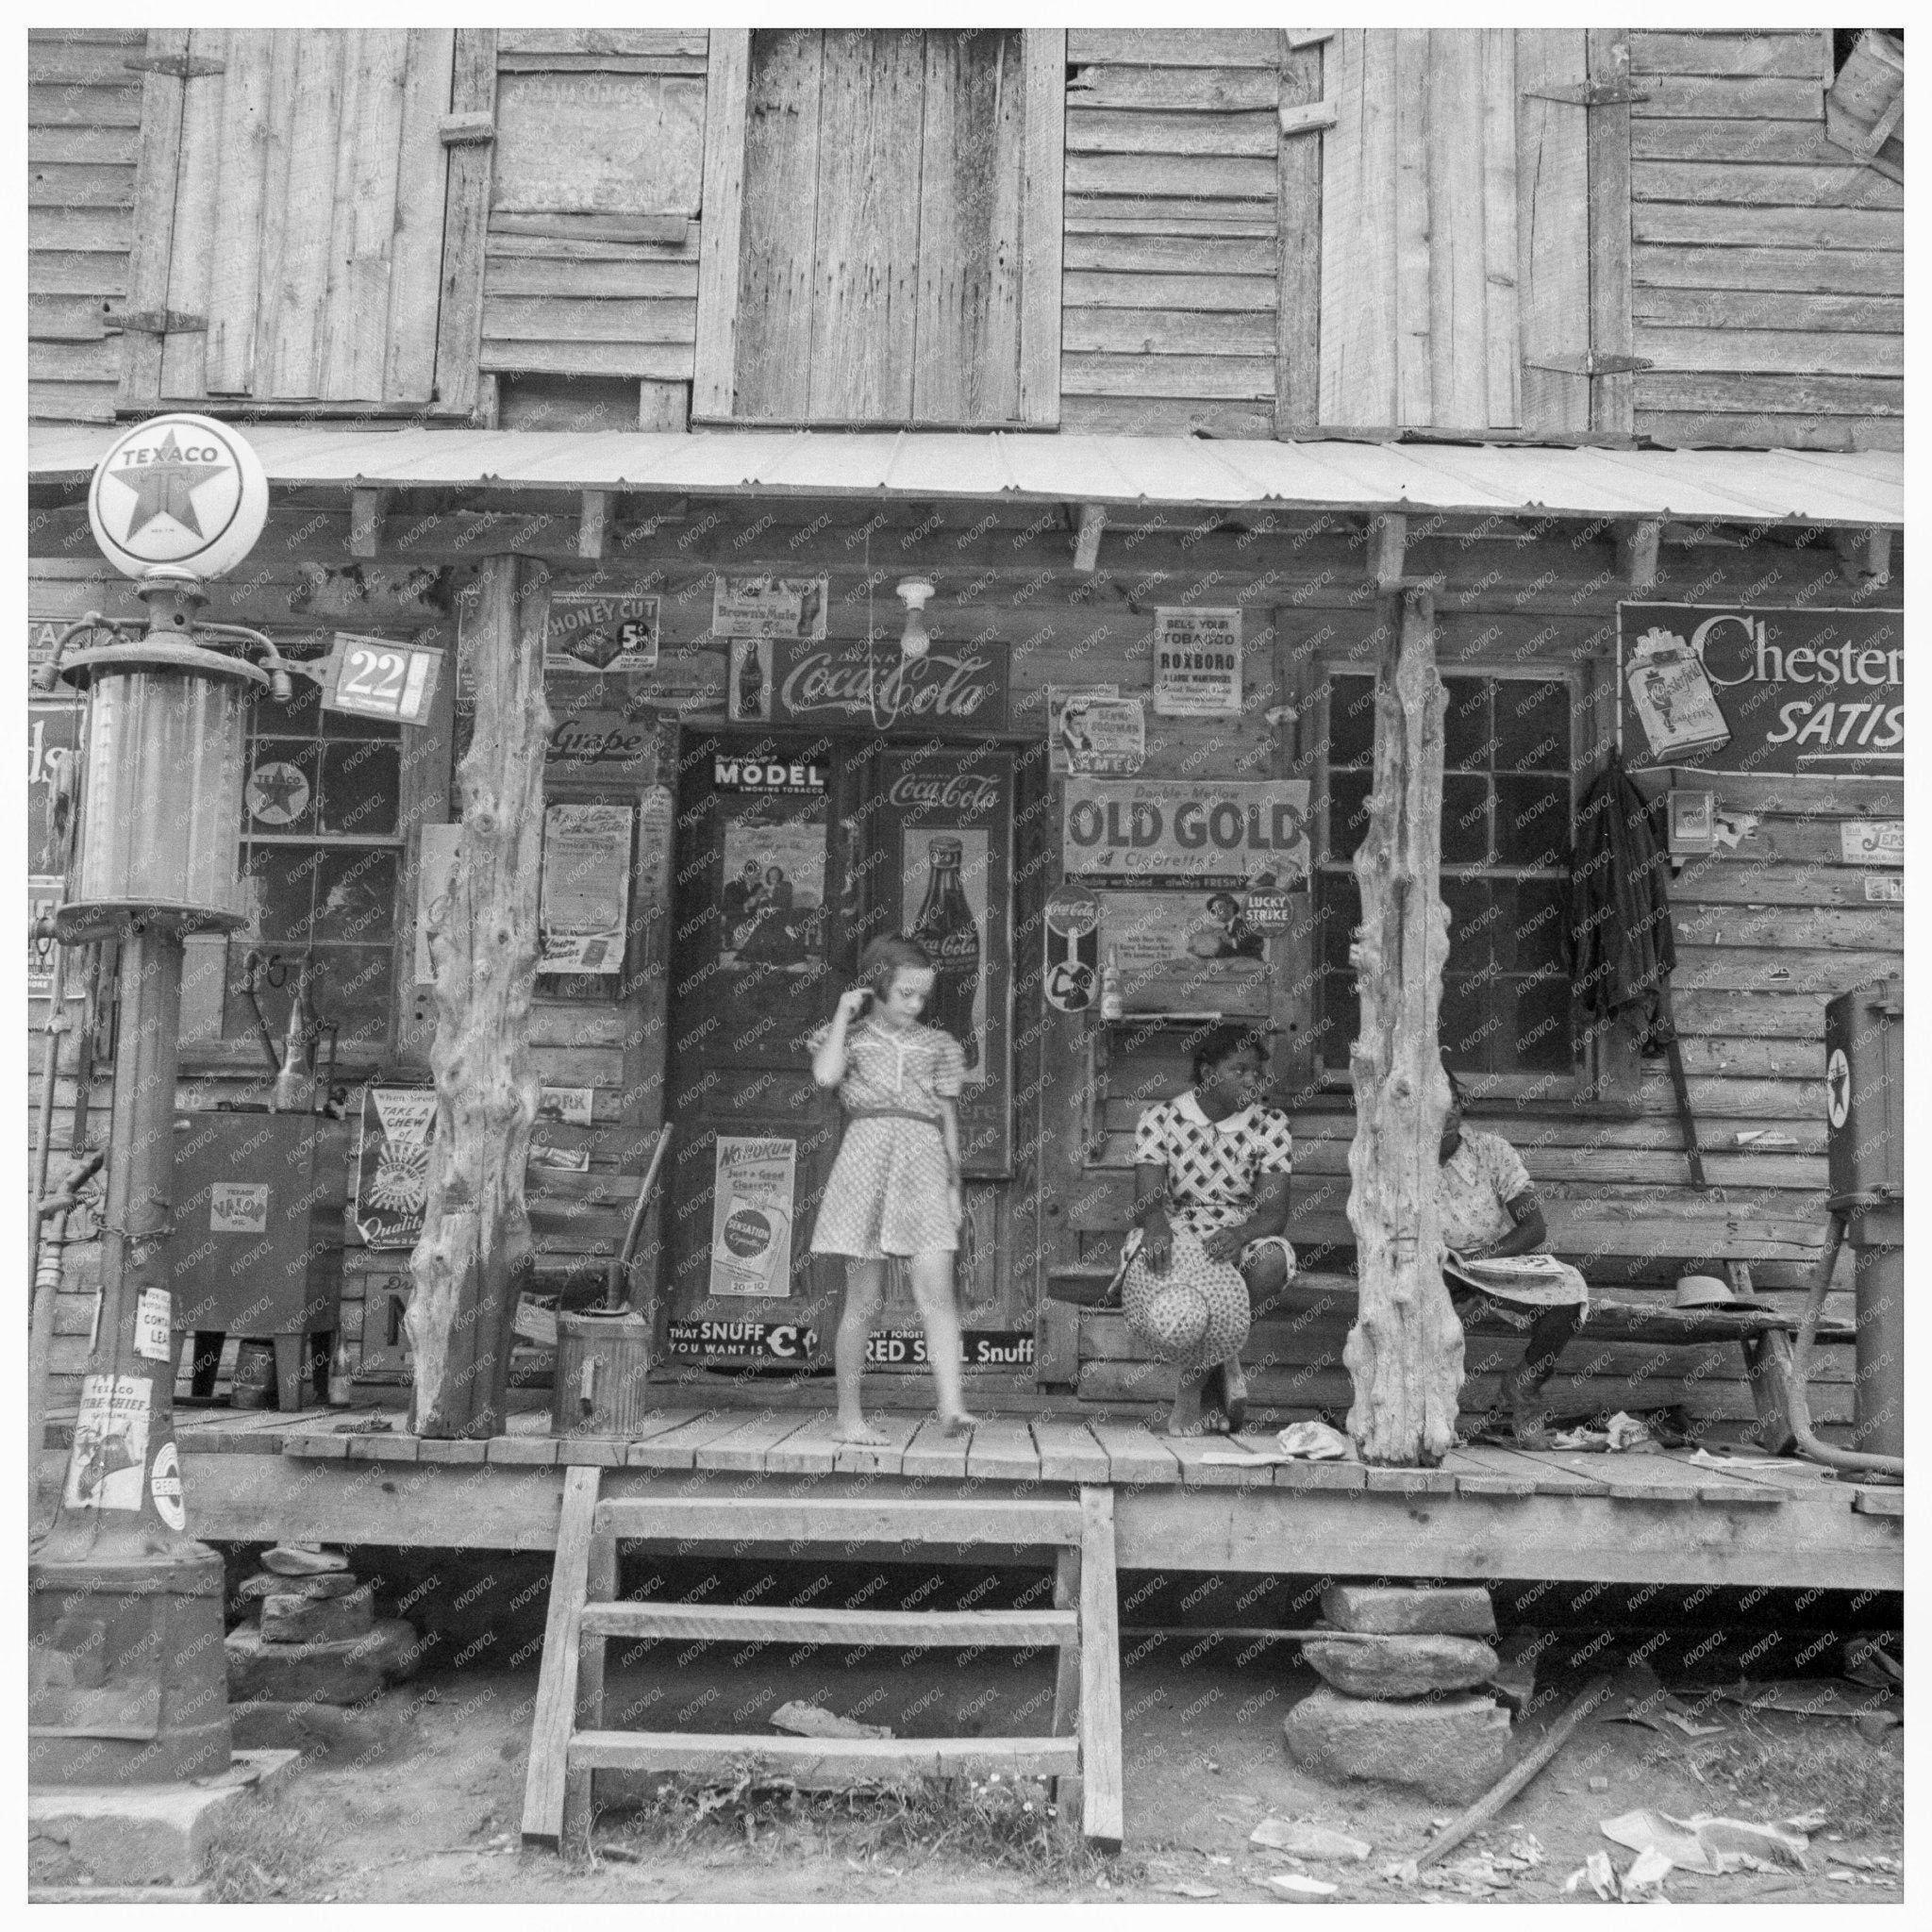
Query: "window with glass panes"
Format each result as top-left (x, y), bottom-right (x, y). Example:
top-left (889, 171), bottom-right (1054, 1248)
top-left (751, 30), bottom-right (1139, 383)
top-left (1315, 669), bottom-right (1577, 1084)
top-left (215, 646), bottom-right (404, 1054)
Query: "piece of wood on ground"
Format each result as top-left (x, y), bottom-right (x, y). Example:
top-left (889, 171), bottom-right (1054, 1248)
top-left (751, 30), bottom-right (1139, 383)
top-left (520, 1462), bottom-right (600, 1850)
top-left (1077, 1484), bottom-right (1124, 1851)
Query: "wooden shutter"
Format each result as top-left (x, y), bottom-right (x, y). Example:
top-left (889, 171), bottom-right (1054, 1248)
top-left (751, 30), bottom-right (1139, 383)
top-left (123, 28), bottom-right (458, 408)
top-left (693, 27), bottom-right (1063, 426)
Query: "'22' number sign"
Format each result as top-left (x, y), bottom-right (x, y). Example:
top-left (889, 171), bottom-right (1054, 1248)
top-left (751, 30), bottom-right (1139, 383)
top-left (323, 632), bottom-right (443, 725)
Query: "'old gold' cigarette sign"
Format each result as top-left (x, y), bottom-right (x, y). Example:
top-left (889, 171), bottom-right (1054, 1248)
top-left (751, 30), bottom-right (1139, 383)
top-left (1062, 778), bottom-right (1311, 890)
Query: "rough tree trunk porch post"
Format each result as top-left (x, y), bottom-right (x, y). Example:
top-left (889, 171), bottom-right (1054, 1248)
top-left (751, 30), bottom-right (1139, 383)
top-left (407, 553), bottom-right (552, 1437)
top-left (1342, 588), bottom-right (1462, 1466)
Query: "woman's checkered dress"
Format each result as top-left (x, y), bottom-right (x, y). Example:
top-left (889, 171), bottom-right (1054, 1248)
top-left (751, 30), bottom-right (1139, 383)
top-left (808, 1019), bottom-right (966, 1259)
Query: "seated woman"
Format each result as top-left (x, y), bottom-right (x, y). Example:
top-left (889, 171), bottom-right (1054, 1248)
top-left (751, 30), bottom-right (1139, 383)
top-left (1437, 1070), bottom-right (1587, 1449)
top-left (1126, 1024), bottom-right (1296, 1435)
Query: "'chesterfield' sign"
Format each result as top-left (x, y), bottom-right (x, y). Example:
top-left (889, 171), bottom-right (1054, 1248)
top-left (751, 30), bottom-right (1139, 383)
top-left (770, 641), bottom-right (1009, 734)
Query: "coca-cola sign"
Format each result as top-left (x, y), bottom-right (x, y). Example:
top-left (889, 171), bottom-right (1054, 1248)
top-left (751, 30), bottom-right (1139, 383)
top-left (883, 771), bottom-right (1001, 817)
top-left (771, 641), bottom-right (1008, 734)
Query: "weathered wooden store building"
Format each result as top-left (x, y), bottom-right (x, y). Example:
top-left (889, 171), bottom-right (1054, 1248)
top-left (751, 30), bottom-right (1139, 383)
top-left (30, 21), bottom-right (1903, 1660)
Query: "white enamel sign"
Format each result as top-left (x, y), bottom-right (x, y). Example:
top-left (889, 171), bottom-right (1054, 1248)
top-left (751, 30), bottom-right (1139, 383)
top-left (88, 413), bottom-right (269, 580)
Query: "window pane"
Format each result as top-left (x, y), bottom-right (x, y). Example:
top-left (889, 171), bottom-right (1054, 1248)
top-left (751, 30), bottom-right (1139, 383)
top-left (1441, 774), bottom-right (1489, 864)
top-left (1501, 874), bottom-right (1570, 974)
top-left (244, 741), bottom-right (321, 835)
top-left (1442, 874), bottom-right (1492, 966)
top-left (1493, 774), bottom-right (1571, 869)
top-left (313, 946), bottom-right (393, 1047)
top-left (310, 848), bottom-right (398, 945)
top-left (1327, 769), bottom-right (1373, 860)
top-left (1494, 679), bottom-right (1570, 771)
top-left (253, 677), bottom-right (321, 735)
top-left (318, 740), bottom-right (400, 837)
top-left (242, 846), bottom-right (321, 941)
top-left (1316, 872), bottom-right (1360, 971)
top-left (1440, 974), bottom-right (1491, 1073)
top-left (1507, 974), bottom-right (1574, 1073)
top-left (1443, 677), bottom-right (1491, 771)
top-left (1318, 971), bottom-right (1358, 1071)
top-left (1326, 674), bottom-right (1375, 767)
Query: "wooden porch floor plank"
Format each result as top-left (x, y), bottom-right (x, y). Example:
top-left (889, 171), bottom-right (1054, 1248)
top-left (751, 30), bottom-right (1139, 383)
top-left (834, 1408), bottom-right (926, 1477)
top-left (1851, 1486), bottom-right (1904, 1517)
top-left (1268, 1451), bottom-right (1369, 1491)
top-left (278, 1426), bottom-right (353, 1459)
top-left (556, 1435), bottom-right (629, 1467)
top-left (416, 1435), bottom-right (491, 1463)
top-left (1463, 1443), bottom-right (1613, 1496)
top-left (1029, 1417), bottom-right (1113, 1484)
top-left (1161, 1433), bottom-right (1277, 1489)
top-left (1443, 1445), bottom-right (1539, 1498)
top-left (897, 1413), bottom-right (974, 1480)
top-left (627, 1408), bottom-right (763, 1471)
top-left (488, 1432), bottom-right (562, 1465)
top-left (757, 1409), bottom-right (849, 1475)
top-left (1360, 1461), bottom-right (1459, 1496)
top-left (346, 1431), bottom-right (420, 1463)
top-left (963, 1415), bottom-right (1045, 1482)
top-left (1083, 1419), bottom-right (1183, 1486)
top-left (1521, 1448), bottom-right (1708, 1505)
top-left (691, 1407), bottom-right (822, 1473)
top-left (569, 1730), bottom-right (1079, 1779)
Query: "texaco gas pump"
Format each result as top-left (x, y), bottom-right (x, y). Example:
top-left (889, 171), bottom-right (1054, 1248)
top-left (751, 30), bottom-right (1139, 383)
top-left (28, 415), bottom-right (291, 1783)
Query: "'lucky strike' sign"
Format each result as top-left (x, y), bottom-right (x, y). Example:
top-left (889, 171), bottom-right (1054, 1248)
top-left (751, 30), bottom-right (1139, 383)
top-left (770, 641), bottom-right (1009, 734)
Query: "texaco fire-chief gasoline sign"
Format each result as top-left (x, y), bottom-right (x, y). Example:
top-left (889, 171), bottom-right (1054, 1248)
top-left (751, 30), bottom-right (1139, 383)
top-left (87, 411), bottom-right (270, 580)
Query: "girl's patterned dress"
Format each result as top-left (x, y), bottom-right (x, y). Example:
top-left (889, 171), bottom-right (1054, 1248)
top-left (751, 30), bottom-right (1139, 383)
top-left (808, 1018), bottom-right (967, 1259)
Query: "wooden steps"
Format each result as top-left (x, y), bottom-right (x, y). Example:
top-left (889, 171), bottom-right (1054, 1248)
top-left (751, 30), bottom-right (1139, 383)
top-left (521, 1469), bottom-right (1124, 1854)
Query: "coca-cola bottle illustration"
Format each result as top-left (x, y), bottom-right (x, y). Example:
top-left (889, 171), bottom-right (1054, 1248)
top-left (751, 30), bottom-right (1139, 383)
top-left (911, 835), bottom-right (980, 1068)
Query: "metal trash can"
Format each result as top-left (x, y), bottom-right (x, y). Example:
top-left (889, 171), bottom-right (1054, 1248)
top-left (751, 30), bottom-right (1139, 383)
top-left (551, 1308), bottom-right (653, 1438)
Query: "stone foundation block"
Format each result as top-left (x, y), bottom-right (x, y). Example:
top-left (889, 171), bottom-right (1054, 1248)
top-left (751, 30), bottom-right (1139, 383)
top-left (1283, 1687), bottom-right (1509, 1803)
top-left (1303, 1632), bottom-right (1500, 1699)
top-left (225, 1618), bottom-right (418, 1706)
top-left (258, 1585), bottom-right (375, 1644)
top-left (238, 1570), bottom-right (361, 1603)
top-left (1320, 1584), bottom-right (1497, 1638)
top-left (28, 1750), bottom-right (297, 1885)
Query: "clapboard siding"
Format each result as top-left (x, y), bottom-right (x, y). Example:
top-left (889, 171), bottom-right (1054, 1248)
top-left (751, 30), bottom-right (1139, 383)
top-left (1628, 28), bottom-right (1901, 452)
top-left (27, 28), bottom-right (144, 420)
top-left (1061, 26), bottom-right (1287, 437)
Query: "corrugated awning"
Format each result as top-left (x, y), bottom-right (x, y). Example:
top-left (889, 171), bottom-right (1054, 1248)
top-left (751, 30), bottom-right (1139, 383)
top-left (27, 425), bottom-right (1904, 529)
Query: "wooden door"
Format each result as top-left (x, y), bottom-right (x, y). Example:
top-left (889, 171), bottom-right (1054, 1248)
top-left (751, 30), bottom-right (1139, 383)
top-left (662, 732), bottom-right (848, 1368)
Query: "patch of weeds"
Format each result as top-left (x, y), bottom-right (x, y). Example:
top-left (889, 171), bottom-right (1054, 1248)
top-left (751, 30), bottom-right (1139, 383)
top-left (203, 1787), bottom-right (337, 1903)
top-left (1685, 1717), bottom-right (1904, 1839)
top-left (587, 1760), bottom-right (1138, 1889)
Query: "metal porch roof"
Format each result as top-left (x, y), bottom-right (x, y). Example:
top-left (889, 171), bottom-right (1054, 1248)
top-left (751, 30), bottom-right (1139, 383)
top-left (26, 425), bottom-right (1904, 529)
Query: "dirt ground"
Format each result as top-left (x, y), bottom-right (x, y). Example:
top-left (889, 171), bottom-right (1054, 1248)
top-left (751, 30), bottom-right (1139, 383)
top-left (173, 1641), bottom-right (1901, 1906)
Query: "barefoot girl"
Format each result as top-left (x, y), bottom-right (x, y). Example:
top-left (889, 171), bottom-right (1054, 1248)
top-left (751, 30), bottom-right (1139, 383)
top-left (808, 935), bottom-right (978, 1444)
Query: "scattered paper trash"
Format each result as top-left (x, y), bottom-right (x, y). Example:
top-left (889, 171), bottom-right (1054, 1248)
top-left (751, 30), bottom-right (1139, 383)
top-left (1169, 1881), bottom-right (1220, 1898)
top-left (1622, 1847), bottom-right (1674, 1897)
top-left (1600, 1808), bottom-right (1809, 1875)
top-left (1604, 1411), bottom-right (1652, 1453)
top-left (1607, 1689), bottom-right (1726, 1739)
top-left (1249, 1818), bottom-right (1372, 1861)
top-left (1275, 1421), bottom-right (1352, 1460)
top-left (1589, 1776), bottom-right (1610, 1792)
top-left (1262, 1872), bottom-right (1338, 1900)
top-left (769, 1701), bottom-right (893, 1740)
top-left (1563, 1851), bottom-right (1622, 1900)
top-left (1689, 1447), bottom-right (1787, 1471)
top-left (1710, 1679), bottom-right (1900, 1723)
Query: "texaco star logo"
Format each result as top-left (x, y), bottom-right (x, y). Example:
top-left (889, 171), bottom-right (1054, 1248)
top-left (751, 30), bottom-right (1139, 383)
top-left (87, 412), bottom-right (269, 579)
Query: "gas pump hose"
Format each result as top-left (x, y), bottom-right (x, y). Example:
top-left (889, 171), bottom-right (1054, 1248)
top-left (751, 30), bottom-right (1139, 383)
top-left (1785, 1198), bottom-right (1903, 1479)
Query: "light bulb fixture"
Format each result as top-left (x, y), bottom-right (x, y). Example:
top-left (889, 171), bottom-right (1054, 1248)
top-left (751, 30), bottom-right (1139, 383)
top-left (896, 579), bottom-right (935, 660)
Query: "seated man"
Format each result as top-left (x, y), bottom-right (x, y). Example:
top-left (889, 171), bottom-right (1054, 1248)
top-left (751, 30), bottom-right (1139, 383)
top-left (1437, 1070), bottom-right (1586, 1449)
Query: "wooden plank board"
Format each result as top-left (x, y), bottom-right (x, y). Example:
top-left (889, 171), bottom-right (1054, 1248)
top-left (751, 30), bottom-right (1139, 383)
top-left (963, 1414), bottom-right (1046, 1482)
top-left (1632, 158), bottom-right (1903, 212)
top-left (1029, 1417), bottom-right (1113, 1484)
top-left (432, 29), bottom-right (497, 418)
top-left (580, 1603), bottom-right (1076, 1647)
top-left (1850, 1487), bottom-right (1903, 1519)
top-left (1083, 1418), bottom-right (1183, 1485)
top-left (1065, 309), bottom-right (1276, 356)
top-left (1077, 1485), bottom-right (1124, 1850)
top-left (1630, 76), bottom-right (1828, 122)
top-left (1274, 36), bottom-right (1324, 434)
top-left (1063, 196), bottom-right (1276, 233)
top-left (519, 1462), bottom-right (599, 1849)
top-left (733, 27), bottom-right (822, 420)
top-left (1160, 1433), bottom-right (1281, 1490)
top-left (1421, 29), bottom-right (1488, 428)
top-left (1068, 29), bottom-right (1280, 66)
top-left (484, 258), bottom-right (701, 300)
top-left (416, 1434), bottom-right (491, 1463)
top-left (1587, 29), bottom-right (1636, 435)
top-left (1269, 1455), bottom-right (1370, 1492)
top-left (808, 28), bottom-right (923, 421)
top-left (1442, 1444), bottom-right (1539, 1497)
top-left (1069, 108), bottom-right (1278, 156)
top-left (30, 161), bottom-right (138, 208)
top-left (1067, 153), bottom-right (1274, 200)
top-left (1633, 116), bottom-right (1903, 167)
top-left (1633, 202), bottom-right (1899, 251)
top-left (687, 1407), bottom-right (819, 1474)
top-left (157, 31), bottom-right (225, 398)
top-left (321, 30), bottom-right (408, 402)
top-left (1480, 29), bottom-right (1521, 429)
top-left (896, 1412), bottom-right (974, 1480)
top-left (1514, 27), bottom-right (1591, 432)
top-left (912, 27), bottom-right (1023, 423)
top-left (1063, 270), bottom-right (1277, 310)
top-left (832, 1407), bottom-right (926, 1477)
top-left (572, 1731), bottom-right (1078, 1779)
top-left (623, 1407), bottom-right (754, 1472)
top-left (1061, 352), bottom-right (1274, 399)
top-left (754, 1408), bottom-right (847, 1475)
top-left (1066, 67), bottom-right (1279, 112)
top-left (263, 31), bottom-right (346, 399)
top-left (592, 1491), bottom-right (1082, 1545)
top-left (692, 28), bottom-right (751, 417)
top-left (1017, 27), bottom-right (1064, 427)
top-left (117, 28), bottom-right (188, 407)
top-left (1462, 1442), bottom-right (1612, 1496)
top-left (1066, 232), bottom-right (1277, 275)
top-left (1632, 288), bottom-right (1901, 334)
top-left (383, 27), bottom-right (456, 403)
top-left (1633, 327), bottom-right (1901, 378)
top-left (484, 297), bottom-right (698, 343)
top-left (1628, 31), bottom-right (1830, 80)
top-left (202, 30), bottom-right (272, 395)
top-left (1318, 30), bottom-right (1392, 425)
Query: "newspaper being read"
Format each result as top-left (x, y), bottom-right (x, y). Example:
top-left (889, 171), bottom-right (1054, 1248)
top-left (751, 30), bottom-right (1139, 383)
top-left (1444, 1250), bottom-right (1590, 1307)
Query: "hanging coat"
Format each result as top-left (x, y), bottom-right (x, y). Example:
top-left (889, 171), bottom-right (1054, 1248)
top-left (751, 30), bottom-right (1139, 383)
top-left (1569, 752), bottom-right (1676, 1048)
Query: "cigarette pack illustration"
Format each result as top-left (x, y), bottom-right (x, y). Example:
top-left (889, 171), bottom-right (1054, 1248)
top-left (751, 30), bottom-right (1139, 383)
top-left (1624, 625), bottom-right (1730, 761)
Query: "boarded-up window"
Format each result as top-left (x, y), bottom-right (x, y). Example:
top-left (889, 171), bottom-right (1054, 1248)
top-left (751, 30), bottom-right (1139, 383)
top-left (126, 28), bottom-right (457, 408)
top-left (695, 28), bottom-right (1064, 425)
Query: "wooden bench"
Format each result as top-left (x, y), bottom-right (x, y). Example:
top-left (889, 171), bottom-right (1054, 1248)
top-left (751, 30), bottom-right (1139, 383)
top-left (1044, 1257), bottom-right (1855, 1454)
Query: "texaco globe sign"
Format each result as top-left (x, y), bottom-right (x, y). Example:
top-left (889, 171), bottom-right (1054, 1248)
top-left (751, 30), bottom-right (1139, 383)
top-left (87, 412), bottom-right (269, 580)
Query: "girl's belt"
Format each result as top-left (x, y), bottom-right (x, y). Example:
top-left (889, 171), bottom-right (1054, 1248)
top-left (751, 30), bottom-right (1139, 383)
top-left (844, 1107), bottom-right (942, 1128)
